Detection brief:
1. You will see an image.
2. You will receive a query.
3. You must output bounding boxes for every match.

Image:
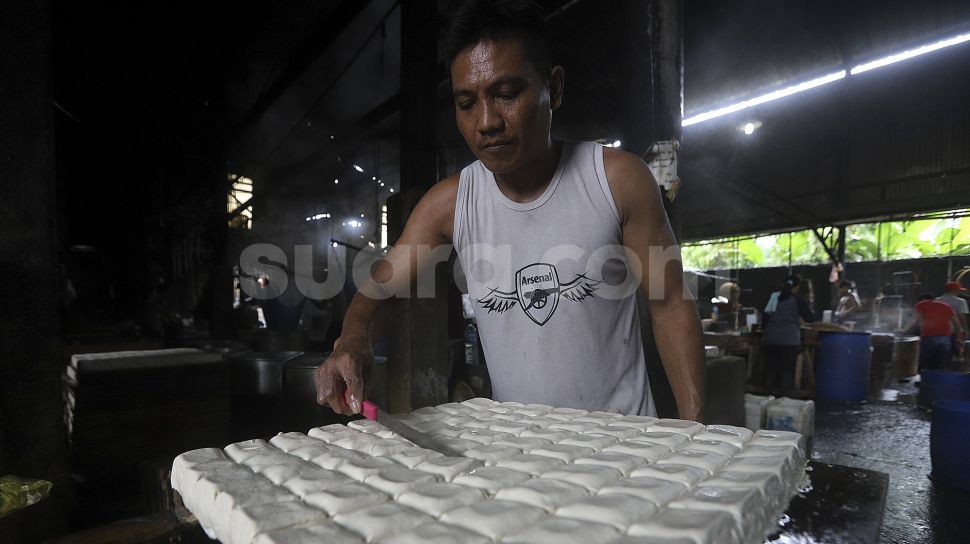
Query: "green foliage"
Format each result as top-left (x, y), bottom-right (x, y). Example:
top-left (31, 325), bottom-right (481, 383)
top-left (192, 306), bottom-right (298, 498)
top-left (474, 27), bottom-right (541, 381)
top-left (736, 238), bottom-right (764, 267)
top-left (683, 209), bottom-right (970, 270)
top-left (845, 223), bottom-right (880, 262)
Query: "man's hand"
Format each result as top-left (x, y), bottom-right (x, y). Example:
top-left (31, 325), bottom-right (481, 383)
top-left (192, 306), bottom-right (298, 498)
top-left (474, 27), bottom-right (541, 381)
top-left (314, 336), bottom-right (375, 415)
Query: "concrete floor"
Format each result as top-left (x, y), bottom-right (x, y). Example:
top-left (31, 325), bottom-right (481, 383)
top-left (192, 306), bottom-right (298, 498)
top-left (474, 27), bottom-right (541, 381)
top-left (811, 378), bottom-right (970, 544)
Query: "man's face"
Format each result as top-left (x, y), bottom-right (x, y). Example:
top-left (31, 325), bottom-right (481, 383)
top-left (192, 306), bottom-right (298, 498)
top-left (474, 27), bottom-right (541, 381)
top-left (450, 38), bottom-right (560, 176)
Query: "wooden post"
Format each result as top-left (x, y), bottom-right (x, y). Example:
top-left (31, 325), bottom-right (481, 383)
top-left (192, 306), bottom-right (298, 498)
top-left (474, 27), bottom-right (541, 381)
top-left (387, 0), bottom-right (450, 413)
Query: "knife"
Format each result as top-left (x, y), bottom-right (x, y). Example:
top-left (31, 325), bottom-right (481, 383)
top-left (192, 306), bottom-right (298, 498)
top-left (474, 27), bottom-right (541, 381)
top-left (344, 391), bottom-right (461, 456)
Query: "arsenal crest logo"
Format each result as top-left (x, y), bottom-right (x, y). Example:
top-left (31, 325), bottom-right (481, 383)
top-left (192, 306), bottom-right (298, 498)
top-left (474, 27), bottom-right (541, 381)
top-left (478, 263), bottom-right (602, 326)
top-left (516, 263), bottom-right (560, 326)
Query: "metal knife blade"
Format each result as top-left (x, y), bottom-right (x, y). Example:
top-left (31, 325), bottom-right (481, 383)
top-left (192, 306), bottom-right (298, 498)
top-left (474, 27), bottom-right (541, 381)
top-left (344, 391), bottom-right (461, 456)
top-left (372, 411), bottom-right (463, 456)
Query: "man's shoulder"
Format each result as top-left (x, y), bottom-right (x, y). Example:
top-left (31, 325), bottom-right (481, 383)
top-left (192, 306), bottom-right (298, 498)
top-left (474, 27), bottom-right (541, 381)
top-left (602, 146), bottom-right (650, 180)
top-left (423, 174), bottom-right (460, 204)
top-left (600, 146), bottom-right (660, 222)
top-left (400, 174), bottom-right (461, 245)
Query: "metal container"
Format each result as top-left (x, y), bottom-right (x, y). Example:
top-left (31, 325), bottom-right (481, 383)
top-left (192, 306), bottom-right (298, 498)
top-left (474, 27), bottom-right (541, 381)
top-left (229, 351), bottom-right (302, 395)
top-left (282, 352), bottom-right (329, 405)
top-left (229, 351), bottom-right (302, 440)
top-left (281, 352), bottom-right (348, 431)
top-left (894, 336), bottom-right (920, 378)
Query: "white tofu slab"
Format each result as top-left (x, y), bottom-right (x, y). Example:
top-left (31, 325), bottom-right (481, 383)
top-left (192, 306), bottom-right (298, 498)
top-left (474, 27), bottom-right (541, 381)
top-left (173, 399), bottom-right (806, 544)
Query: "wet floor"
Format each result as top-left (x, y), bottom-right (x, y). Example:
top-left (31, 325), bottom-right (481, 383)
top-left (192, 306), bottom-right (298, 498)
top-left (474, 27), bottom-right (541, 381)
top-left (811, 378), bottom-right (970, 543)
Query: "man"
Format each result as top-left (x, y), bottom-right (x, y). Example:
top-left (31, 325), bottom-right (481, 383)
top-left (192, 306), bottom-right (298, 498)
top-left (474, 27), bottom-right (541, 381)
top-left (314, 0), bottom-right (704, 419)
top-left (900, 293), bottom-right (961, 370)
top-left (937, 281), bottom-right (968, 358)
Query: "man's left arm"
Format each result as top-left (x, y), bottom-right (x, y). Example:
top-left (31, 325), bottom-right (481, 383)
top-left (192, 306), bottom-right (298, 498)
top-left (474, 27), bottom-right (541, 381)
top-left (604, 147), bottom-right (704, 421)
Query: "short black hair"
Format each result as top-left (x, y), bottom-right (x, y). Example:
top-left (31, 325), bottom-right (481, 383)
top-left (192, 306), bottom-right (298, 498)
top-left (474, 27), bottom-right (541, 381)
top-left (917, 293), bottom-right (935, 302)
top-left (440, 0), bottom-right (552, 75)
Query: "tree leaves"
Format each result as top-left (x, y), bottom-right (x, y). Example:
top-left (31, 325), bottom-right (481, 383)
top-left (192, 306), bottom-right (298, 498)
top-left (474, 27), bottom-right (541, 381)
top-left (682, 210), bottom-right (970, 270)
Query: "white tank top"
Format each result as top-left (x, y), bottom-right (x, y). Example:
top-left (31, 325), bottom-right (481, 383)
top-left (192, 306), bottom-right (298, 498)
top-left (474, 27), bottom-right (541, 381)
top-left (454, 141), bottom-right (655, 415)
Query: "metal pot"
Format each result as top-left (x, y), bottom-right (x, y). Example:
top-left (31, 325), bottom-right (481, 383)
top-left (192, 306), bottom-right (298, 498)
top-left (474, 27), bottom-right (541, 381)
top-left (228, 351), bottom-right (303, 440)
top-left (282, 352), bottom-right (329, 405)
top-left (230, 351), bottom-right (303, 395)
top-left (281, 352), bottom-right (350, 430)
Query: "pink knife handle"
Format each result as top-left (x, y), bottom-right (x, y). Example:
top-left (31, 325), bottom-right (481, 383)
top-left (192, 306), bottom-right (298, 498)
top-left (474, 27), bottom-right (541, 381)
top-left (343, 390), bottom-right (378, 420)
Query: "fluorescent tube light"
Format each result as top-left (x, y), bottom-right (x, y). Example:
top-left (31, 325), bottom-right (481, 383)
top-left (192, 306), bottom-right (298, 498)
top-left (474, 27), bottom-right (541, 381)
top-left (851, 32), bottom-right (970, 75)
top-left (683, 70), bottom-right (846, 127)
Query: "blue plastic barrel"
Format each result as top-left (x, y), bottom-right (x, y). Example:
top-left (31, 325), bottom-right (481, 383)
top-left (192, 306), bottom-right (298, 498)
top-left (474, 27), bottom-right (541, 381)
top-left (814, 332), bottom-right (872, 401)
top-left (930, 400), bottom-right (970, 492)
top-left (918, 370), bottom-right (970, 408)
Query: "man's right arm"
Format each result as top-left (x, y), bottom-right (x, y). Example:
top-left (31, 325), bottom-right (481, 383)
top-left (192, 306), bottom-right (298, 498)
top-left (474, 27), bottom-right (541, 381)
top-left (315, 176), bottom-right (459, 415)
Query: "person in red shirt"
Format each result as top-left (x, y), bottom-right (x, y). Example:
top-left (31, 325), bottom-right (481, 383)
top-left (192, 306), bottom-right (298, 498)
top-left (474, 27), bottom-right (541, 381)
top-left (900, 293), bottom-right (961, 370)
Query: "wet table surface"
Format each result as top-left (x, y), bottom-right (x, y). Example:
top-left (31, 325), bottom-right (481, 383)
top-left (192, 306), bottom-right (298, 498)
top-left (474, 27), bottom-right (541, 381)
top-left (769, 461), bottom-right (888, 544)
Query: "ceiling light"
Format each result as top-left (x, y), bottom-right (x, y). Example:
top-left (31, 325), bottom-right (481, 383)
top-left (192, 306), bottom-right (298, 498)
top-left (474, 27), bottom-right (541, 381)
top-left (612, 139), bottom-right (621, 148)
top-left (332, 242), bottom-right (339, 248)
top-left (372, 176), bottom-right (377, 180)
top-left (740, 121), bottom-right (762, 135)
top-left (390, 188), bottom-right (395, 193)
top-left (851, 31), bottom-right (970, 75)
top-left (334, 179), bottom-right (339, 184)
top-left (682, 70), bottom-right (846, 127)
top-left (353, 164), bottom-right (364, 173)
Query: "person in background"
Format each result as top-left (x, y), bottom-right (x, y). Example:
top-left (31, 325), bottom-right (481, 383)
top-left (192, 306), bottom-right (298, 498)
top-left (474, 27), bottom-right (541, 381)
top-left (833, 279), bottom-right (862, 324)
top-left (709, 281), bottom-right (742, 332)
top-left (872, 282), bottom-right (895, 328)
top-left (935, 281), bottom-right (968, 360)
top-left (900, 293), bottom-right (961, 370)
top-left (762, 274), bottom-right (816, 397)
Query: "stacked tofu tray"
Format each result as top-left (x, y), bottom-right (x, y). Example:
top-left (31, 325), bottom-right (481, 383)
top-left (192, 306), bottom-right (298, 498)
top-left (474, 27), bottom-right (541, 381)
top-left (173, 398), bottom-right (807, 544)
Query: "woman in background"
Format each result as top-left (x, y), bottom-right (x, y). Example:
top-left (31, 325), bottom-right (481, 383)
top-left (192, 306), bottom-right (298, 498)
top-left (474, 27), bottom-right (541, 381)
top-left (762, 274), bottom-right (816, 396)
